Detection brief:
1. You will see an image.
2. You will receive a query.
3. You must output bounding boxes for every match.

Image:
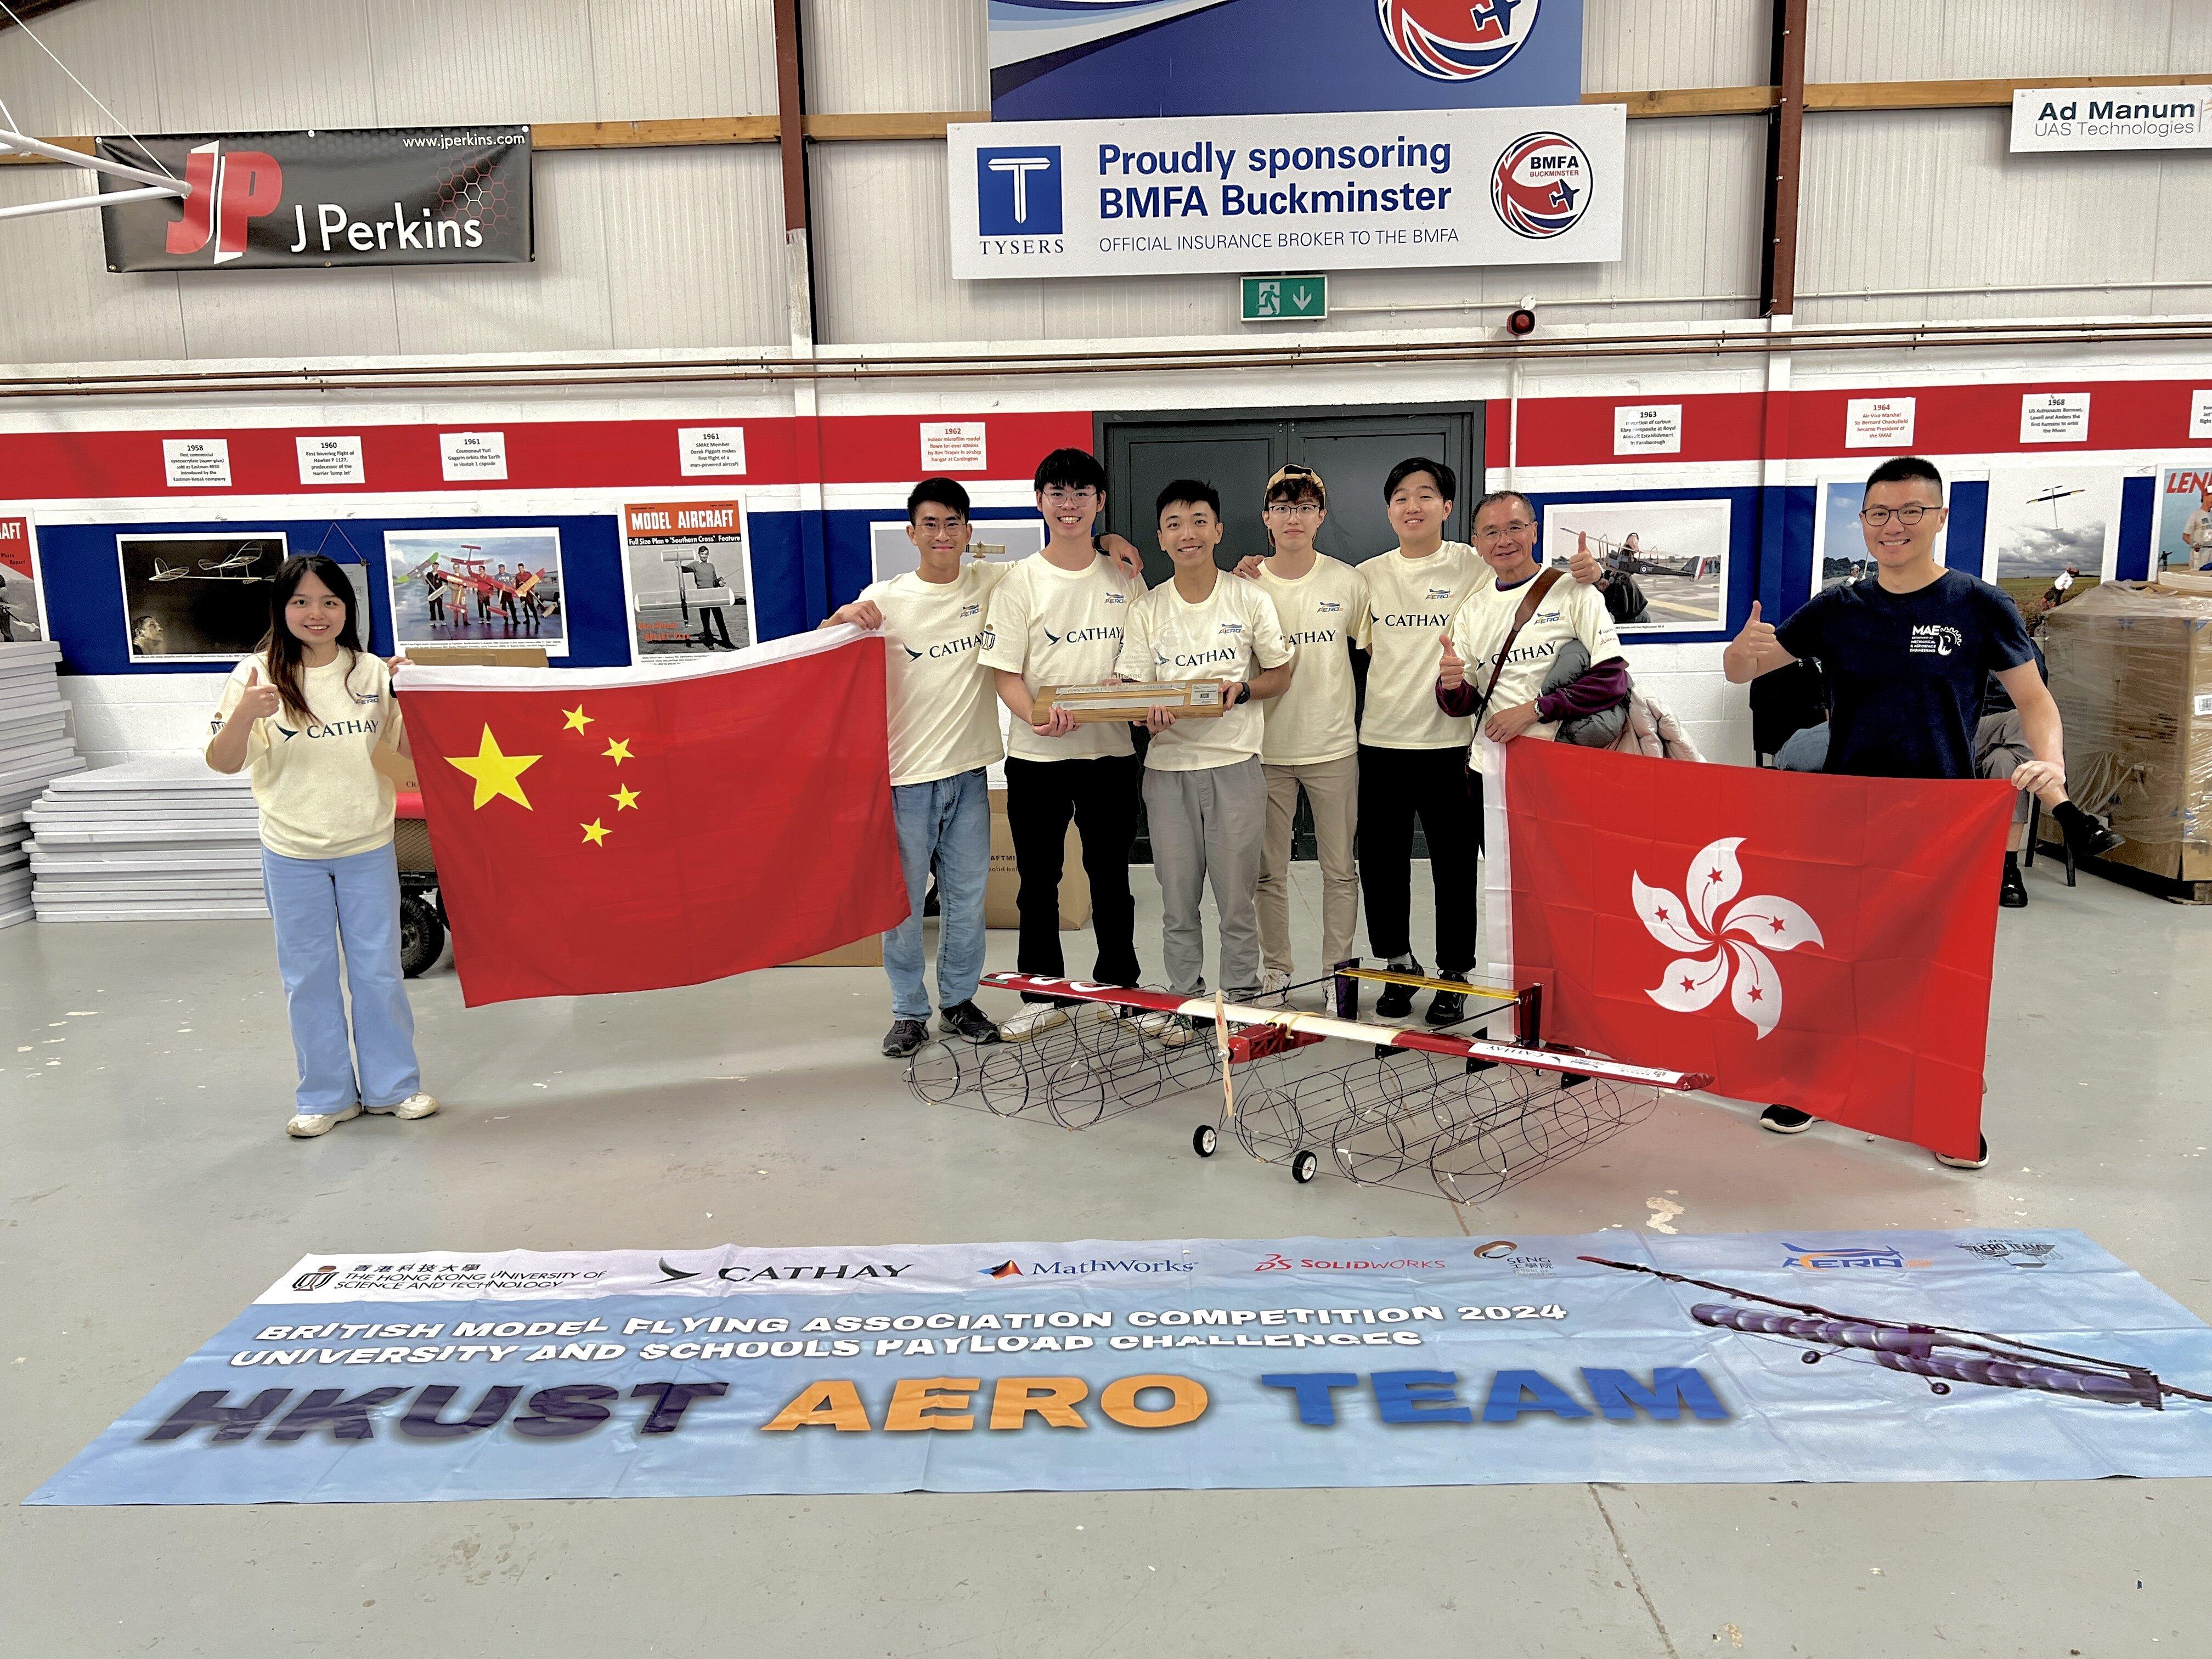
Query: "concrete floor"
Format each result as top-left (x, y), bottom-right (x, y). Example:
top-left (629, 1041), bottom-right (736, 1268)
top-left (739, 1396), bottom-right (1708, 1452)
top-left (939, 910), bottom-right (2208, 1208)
top-left (2, 859), bottom-right (2207, 1658)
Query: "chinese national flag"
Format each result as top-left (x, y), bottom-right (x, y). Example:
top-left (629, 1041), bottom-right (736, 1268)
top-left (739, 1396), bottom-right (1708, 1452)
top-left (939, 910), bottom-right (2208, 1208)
top-left (398, 631), bottom-right (909, 1006)
top-left (1482, 740), bottom-right (2012, 1160)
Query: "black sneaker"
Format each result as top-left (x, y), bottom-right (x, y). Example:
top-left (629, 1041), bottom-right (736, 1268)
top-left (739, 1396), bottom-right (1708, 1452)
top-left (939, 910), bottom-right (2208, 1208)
top-left (1999, 854), bottom-right (2028, 909)
top-left (882, 1018), bottom-right (929, 1058)
top-left (1759, 1104), bottom-right (1815, 1134)
top-left (1374, 961), bottom-right (1422, 1021)
top-left (938, 1001), bottom-right (1002, 1046)
top-left (1425, 972), bottom-right (1469, 1026)
top-left (1935, 1134), bottom-right (1990, 1171)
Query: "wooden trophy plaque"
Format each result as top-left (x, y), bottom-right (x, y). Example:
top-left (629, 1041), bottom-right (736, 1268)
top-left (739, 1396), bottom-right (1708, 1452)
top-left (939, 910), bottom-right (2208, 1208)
top-left (1035, 680), bottom-right (1227, 724)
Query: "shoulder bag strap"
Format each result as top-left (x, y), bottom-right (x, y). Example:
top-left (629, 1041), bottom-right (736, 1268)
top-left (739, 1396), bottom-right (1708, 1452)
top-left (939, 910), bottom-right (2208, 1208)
top-left (1474, 566), bottom-right (1564, 714)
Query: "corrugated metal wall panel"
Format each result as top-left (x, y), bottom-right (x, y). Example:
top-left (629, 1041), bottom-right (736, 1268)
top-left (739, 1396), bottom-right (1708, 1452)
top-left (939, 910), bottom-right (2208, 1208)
top-left (1808, 0), bottom-right (2186, 83)
top-left (0, 162), bottom-right (187, 362)
top-left (1796, 108), bottom-right (2212, 324)
top-left (0, 0), bottom-right (172, 133)
top-left (802, 0), bottom-right (989, 115)
top-left (599, 146), bottom-right (786, 348)
top-left (362, 0), bottom-right (603, 127)
top-left (1584, 0), bottom-right (1772, 92)
top-left (581, 0), bottom-right (777, 120)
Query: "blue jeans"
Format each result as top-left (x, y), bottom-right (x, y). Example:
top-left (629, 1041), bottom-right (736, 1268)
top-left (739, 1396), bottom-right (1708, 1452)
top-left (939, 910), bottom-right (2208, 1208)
top-left (260, 843), bottom-right (421, 1116)
top-left (884, 768), bottom-right (991, 1020)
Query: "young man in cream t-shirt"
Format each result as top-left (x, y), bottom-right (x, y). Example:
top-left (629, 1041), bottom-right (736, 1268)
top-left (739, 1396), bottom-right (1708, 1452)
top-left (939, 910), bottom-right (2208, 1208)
top-left (1249, 464), bottom-right (1368, 1003)
top-left (825, 477), bottom-right (1007, 1058)
top-left (978, 447), bottom-right (1150, 1040)
top-left (1118, 479), bottom-right (1293, 1021)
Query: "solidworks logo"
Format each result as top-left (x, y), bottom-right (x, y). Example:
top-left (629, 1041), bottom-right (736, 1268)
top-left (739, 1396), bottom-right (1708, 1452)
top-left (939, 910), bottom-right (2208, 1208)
top-left (165, 140), bottom-right (281, 264)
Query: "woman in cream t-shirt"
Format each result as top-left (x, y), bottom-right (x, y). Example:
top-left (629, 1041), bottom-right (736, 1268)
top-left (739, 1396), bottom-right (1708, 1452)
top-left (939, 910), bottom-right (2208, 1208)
top-left (206, 554), bottom-right (438, 1139)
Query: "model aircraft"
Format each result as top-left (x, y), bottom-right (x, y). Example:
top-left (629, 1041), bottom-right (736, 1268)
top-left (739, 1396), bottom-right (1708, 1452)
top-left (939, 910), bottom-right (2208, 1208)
top-left (910, 967), bottom-right (1708, 1205)
top-left (195, 549), bottom-right (268, 579)
top-left (1582, 1256), bottom-right (2212, 1410)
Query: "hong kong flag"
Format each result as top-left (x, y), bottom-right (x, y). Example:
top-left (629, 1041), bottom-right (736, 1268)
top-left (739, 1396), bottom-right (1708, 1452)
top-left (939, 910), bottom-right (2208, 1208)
top-left (1481, 740), bottom-right (2012, 1160)
top-left (398, 630), bottom-right (909, 1006)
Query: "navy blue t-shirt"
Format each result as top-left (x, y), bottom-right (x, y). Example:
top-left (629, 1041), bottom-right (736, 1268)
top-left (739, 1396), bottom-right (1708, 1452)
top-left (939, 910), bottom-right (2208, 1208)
top-left (1774, 570), bottom-right (2034, 780)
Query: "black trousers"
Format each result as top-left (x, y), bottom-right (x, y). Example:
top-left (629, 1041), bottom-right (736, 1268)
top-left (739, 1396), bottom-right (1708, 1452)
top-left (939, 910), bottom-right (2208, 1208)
top-left (1004, 753), bottom-right (1142, 1000)
top-left (1356, 743), bottom-right (1482, 975)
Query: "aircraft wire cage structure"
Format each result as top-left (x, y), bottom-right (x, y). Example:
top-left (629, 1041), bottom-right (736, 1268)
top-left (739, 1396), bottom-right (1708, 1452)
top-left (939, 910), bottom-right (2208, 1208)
top-left (906, 967), bottom-right (1705, 1208)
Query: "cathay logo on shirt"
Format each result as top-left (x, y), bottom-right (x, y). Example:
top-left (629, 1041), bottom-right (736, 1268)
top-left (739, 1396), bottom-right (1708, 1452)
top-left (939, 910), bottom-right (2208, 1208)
top-left (1910, 624), bottom-right (1965, 657)
top-left (1042, 624), bottom-right (1122, 645)
top-left (921, 631), bottom-right (989, 661)
top-left (1285, 627), bottom-right (1341, 647)
top-left (1166, 645), bottom-right (1240, 669)
top-left (1378, 612), bottom-right (1453, 629)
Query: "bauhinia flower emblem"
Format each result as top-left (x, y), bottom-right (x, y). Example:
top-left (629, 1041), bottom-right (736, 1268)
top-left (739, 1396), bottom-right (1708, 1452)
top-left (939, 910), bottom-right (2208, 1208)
top-left (1634, 837), bottom-right (1822, 1039)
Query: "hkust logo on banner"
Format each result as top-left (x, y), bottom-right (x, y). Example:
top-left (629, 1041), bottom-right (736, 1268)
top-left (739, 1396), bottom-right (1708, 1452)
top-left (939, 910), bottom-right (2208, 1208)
top-left (95, 127), bottom-right (533, 271)
top-left (950, 105), bottom-right (1623, 280)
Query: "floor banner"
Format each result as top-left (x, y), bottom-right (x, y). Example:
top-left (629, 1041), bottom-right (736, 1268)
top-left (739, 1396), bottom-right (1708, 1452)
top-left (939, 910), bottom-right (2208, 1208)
top-left (28, 1231), bottom-right (2212, 1504)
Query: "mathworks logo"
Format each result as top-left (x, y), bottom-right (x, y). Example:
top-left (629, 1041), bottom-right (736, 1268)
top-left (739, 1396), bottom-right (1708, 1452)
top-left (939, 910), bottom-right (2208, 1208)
top-left (1005, 1257), bottom-right (1193, 1278)
top-left (1780, 1242), bottom-right (1932, 1271)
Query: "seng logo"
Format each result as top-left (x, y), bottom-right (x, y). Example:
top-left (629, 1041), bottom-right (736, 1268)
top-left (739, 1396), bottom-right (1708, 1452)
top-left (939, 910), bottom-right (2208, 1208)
top-left (1636, 837), bottom-right (1822, 1039)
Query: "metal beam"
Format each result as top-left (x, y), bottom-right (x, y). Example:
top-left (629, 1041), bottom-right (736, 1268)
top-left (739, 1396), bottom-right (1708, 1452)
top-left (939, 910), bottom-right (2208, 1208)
top-left (1759, 0), bottom-right (1809, 317)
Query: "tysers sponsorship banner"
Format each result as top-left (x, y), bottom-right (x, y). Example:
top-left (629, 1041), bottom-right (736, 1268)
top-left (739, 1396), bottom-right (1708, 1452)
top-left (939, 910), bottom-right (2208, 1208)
top-left (948, 105), bottom-right (1624, 280)
top-left (96, 127), bottom-right (531, 271)
top-left (29, 1231), bottom-right (2212, 1504)
top-left (989, 0), bottom-right (1584, 120)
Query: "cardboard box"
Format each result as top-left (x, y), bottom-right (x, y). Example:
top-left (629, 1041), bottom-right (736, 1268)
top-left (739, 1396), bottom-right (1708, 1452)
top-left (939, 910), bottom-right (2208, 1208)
top-left (986, 783), bottom-right (1090, 930)
top-left (2041, 579), bottom-right (2212, 883)
top-left (783, 935), bottom-right (884, 968)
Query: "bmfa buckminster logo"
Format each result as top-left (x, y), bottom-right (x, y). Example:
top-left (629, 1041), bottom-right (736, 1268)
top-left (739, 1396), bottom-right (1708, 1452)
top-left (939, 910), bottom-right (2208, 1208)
top-left (1378, 0), bottom-right (1541, 82)
top-left (1635, 837), bottom-right (1822, 1039)
top-left (1491, 131), bottom-right (1592, 239)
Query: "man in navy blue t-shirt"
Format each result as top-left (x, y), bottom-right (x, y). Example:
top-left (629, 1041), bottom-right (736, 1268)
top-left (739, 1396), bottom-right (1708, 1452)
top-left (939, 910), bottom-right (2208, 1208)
top-left (1723, 456), bottom-right (2101, 1171)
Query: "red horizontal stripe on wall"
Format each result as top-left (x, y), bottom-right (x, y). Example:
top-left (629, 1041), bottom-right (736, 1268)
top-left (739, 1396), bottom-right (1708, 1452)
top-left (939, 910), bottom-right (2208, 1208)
top-left (1506, 391), bottom-right (1769, 468)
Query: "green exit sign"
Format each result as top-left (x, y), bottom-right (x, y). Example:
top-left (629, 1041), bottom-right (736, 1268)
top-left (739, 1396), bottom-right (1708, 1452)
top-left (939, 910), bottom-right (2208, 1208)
top-left (1242, 274), bottom-right (1328, 322)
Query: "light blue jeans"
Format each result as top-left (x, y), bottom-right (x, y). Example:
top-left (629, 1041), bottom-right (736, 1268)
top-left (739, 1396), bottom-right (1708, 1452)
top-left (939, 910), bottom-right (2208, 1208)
top-left (260, 843), bottom-right (421, 1117)
top-left (885, 768), bottom-right (992, 1021)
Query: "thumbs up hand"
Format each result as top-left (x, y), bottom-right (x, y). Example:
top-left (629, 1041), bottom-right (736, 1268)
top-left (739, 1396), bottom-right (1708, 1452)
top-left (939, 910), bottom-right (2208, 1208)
top-left (236, 665), bottom-right (281, 721)
top-left (1735, 600), bottom-right (1777, 652)
top-left (1437, 631), bottom-right (1466, 691)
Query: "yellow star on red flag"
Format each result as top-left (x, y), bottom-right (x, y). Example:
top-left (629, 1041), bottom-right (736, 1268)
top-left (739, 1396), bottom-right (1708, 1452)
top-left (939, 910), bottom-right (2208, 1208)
top-left (580, 819), bottom-right (611, 847)
top-left (611, 785), bottom-right (641, 811)
top-left (447, 726), bottom-right (540, 810)
top-left (603, 738), bottom-right (634, 765)
top-left (562, 706), bottom-right (594, 732)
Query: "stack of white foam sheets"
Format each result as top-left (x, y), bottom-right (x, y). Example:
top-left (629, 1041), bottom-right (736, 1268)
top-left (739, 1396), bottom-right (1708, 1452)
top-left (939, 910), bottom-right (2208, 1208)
top-left (0, 640), bottom-right (82, 928)
top-left (0, 640), bottom-right (85, 823)
top-left (29, 758), bottom-right (267, 922)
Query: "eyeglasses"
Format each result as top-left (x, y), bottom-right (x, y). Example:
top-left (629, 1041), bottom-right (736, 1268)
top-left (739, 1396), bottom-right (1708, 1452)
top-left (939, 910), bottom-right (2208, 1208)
top-left (1859, 503), bottom-right (1939, 527)
top-left (913, 514), bottom-right (968, 532)
top-left (1265, 502), bottom-right (1322, 518)
top-left (1474, 520), bottom-right (1535, 540)
top-left (1041, 487), bottom-right (1099, 505)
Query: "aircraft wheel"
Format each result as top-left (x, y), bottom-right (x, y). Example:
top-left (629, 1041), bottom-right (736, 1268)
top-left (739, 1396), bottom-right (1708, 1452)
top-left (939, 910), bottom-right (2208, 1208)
top-left (1291, 1149), bottom-right (1318, 1184)
top-left (1193, 1124), bottom-right (1218, 1158)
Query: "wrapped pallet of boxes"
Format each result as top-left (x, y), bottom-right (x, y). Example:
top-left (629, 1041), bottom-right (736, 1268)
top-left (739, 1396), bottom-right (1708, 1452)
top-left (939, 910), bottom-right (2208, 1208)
top-left (985, 783), bottom-right (1090, 929)
top-left (2040, 575), bottom-right (2212, 891)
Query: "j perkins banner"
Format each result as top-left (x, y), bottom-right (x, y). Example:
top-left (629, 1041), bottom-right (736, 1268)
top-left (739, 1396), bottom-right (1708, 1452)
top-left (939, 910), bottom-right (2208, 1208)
top-left (95, 127), bottom-right (533, 272)
top-left (989, 0), bottom-right (1585, 120)
top-left (949, 104), bottom-right (1624, 281)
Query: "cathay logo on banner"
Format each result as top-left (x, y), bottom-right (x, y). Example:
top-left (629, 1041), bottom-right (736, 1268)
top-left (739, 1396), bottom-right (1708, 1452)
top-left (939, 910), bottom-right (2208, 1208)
top-left (1635, 837), bottom-right (1823, 1039)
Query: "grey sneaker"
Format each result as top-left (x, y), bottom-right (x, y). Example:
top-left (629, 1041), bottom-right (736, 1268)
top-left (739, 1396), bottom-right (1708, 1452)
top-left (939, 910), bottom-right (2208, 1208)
top-left (882, 1018), bottom-right (929, 1058)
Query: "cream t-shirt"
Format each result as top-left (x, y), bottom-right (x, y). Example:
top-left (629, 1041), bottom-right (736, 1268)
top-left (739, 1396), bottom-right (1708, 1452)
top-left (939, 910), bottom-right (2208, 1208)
top-left (978, 551), bottom-right (1147, 763)
top-left (1356, 542), bottom-right (1493, 749)
top-left (207, 651), bottom-right (402, 860)
top-left (1448, 571), bottom-right (1625, 775)
top-left (1254, 554), bottom-right (1368, 766)
top-left (1116, 571), bottom-right (1292, 772)
top-left (860, 560), bottom-right (1006, 787)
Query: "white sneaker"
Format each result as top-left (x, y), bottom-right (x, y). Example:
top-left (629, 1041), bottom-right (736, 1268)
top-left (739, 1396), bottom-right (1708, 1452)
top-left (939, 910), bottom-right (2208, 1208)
top-left (998, 1003), bottom-right (1069, 1042)
top-left (368, 1092), bottom-right (441, 1121)
top-left (286, 1104), bottom-right (363, 1139)
top-left (1135, 1010), bottom-right (1200, 1048)
top-left (1257, 969), bottom-right (1291, 1007)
